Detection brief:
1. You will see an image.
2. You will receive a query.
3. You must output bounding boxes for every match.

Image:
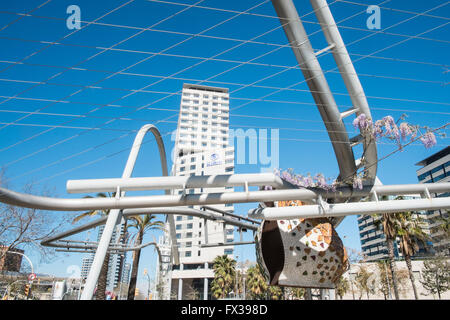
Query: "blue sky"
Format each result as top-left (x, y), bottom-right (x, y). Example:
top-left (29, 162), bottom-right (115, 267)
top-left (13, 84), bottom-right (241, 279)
top-left (0, 0), bottom-right (448, 293)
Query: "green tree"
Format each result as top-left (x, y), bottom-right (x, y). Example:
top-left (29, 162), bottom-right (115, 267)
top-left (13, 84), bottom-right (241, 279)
top-left (395, 209), bottom-right (429, 299)
top-left (420, 257), bottom-right (449, 299)
top-left (72, 192), bottom-right (113, 300)
top-left (335, 275), bottom-right (350, 299)
top-left (211, 255), bottom-right (236, 299)
top-left (246, 265), bottom-right (268, 300)
top-left (126, 214), bottom-right (164, 300)
top-left (373, 203), bottom-right (401, 300)
top-left (267, 285), bottom-right (283, 300)
top-left (354, 266), bottom-right (376, 299)
top-left (285, 287), bottom-right (305, 300)
top-left (376, 260), bottom-right (393, 299)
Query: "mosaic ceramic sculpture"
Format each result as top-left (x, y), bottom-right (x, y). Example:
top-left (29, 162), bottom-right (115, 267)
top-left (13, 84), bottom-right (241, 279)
top-left (255, 200), bottom-right (349, 289)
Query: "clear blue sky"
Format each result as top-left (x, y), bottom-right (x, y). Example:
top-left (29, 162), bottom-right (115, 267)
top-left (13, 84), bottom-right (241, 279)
top-left (0, 0), bottom-right (448, 292)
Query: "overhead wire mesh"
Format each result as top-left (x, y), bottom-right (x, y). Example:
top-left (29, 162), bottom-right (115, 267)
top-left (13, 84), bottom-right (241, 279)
top-left (0, 0), bottom-right (448, 189)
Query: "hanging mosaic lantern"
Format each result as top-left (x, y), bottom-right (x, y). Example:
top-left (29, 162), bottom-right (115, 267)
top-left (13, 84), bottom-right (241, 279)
top-left (255, 200), bottom-right (349, 289)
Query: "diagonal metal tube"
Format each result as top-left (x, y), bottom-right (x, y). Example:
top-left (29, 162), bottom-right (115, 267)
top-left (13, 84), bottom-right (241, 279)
top-left (80, 124), bottom-right (178, 300)
top-left (271, 0), bottom-right (357, 184)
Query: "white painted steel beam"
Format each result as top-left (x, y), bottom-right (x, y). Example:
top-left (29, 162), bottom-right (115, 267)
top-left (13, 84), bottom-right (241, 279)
top-left (248, 197), bottom-right (450, 220)
top-left (310, 0), bottom-right (378, 183)
top-left (2, 183), bottom-right (450, 212)
top-left (271, 0), bottom-right (359, 184)
top-left (66, 173), bottom-right (292, 194)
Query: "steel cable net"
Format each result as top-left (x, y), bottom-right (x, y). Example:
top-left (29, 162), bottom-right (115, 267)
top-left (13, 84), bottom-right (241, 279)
top-left (0, 0), bottom-right (449, 297)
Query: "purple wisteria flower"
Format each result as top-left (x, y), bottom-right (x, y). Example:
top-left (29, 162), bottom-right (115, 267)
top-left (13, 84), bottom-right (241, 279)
top-left (353, 177), bottom-right (363, 190)
top-left (353, 113), bottom-right (372, 131)
top-left (420, 131), bottom-right (437, 149)
top-left (399, 122), bottom-right (413, 140)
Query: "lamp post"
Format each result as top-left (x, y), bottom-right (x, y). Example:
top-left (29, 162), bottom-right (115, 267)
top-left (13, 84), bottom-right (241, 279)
top-left (5, 251), bottom-right (35, 300)
top-left (144, 268), bottom-right (151, 300)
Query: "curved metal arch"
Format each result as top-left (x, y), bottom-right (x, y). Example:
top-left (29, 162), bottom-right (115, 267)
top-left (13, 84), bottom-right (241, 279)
top-left (76, 123), bottom-right (178, 300)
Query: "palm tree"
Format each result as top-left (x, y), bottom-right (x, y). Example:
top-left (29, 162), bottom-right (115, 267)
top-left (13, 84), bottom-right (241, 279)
top-left (335, 275), bottom-right (350, 299)
top-left (246, 265), bottom-right (268, 300)
top-left (267, 285), bottom-right (283, 300)
top-left (395, 209), bottom-right (429, 300)
top-left (285, 287), bottom-right (305, 300)
top-left (126, 214), bottom-right (164, 300)
top-left (376, 260), bottom-right (393, 299)
top-left (72, 192), bottom-right (113, 300)
top-left (354, 266), bottom-right (375, 299)
top-left (373, 199), bottom-right (401, 300)
top-left (211, 255), bottom-right (236, 299)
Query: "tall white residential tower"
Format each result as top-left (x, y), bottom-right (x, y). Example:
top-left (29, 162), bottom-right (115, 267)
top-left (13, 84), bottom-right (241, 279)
top-left (167, 84), bottom-right (235, 300)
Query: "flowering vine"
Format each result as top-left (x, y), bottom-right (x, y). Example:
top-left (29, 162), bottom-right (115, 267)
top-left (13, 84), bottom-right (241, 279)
top-left (268, 114), bottom-right (444, 191)
top-left (352, 113), bottom-right (439, 149)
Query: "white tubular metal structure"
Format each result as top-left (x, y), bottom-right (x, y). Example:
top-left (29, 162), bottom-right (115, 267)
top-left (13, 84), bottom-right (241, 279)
top-left (309, 0), bottom-right (378, 183)
top-left (66, 173), bottom-right (293, 194)
top-left (249, 197), bottom-right (450, 220)
top-left (78, 124), bottom-right (178, 300)
top-left (2, 180), bottom-right (450, 211)
top-left (1, 0), bottom-right (449, 300)
top-left (271, 0), bottom-right (372, 185)
top-left (41, 206), bottom-right (257, 251)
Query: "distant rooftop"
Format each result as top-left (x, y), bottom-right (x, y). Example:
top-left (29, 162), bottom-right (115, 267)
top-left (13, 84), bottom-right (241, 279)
top-left (182, 83), bottom-right (228, 94)
top-left (415, 146), bottom-right (450, 167)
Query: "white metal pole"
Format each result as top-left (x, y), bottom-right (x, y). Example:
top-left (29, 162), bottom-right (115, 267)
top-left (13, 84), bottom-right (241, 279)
top-left (80, 124), bottom-right (168, 300)
top-left (249, 197), bottom-right (450, 220)
top-left (80, 209), bottom-right (122, 300)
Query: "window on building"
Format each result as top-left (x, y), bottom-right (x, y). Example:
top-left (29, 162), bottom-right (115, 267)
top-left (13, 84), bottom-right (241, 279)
top-left (187, 223), bottom-right (193, 229)
top-left (185, 251), bottom-right (191, 257)
top-left (186, 232), bottom-right (193, 238)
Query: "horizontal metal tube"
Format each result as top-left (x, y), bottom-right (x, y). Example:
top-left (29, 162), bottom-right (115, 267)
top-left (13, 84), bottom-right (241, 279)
top-left (249, 197), bottom-right (450, 220)
top-left (40, 206), bottom-right (258, 250)
top-left (66, 173), bottom-right (292, 194)
top-left (4, 183), bottom-right (450, 213)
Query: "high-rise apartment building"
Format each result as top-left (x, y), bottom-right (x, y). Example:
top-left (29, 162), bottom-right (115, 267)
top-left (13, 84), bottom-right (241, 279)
top-left (121, 263), bottom-right (131, 285)
top-left (167, 84), bottom-right (235, 300)
top-left (81, 222), bottom-right (127, 291)
top-left (416, 146), bottom-right (450, 254)
top-left (81, 256), bottom-right (93, 280)
top-left (357, 179), bottom-right (431, 261)
top-left (0, 246), bottom-right (24, 273)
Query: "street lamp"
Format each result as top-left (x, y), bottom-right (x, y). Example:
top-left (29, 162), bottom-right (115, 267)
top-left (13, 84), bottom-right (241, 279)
top-left (4, 251), bottom-right (35, 300)
top-left (143, 268), bottom-right (151, 300)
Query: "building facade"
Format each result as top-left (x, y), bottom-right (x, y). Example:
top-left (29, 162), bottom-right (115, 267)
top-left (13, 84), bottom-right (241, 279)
top-left (80, 256), bottom-right (93, 280)
top-left (167, 84), bottom-right (235, 300)
top-left (341, 259), bottom-right (450, 299)
top-left (416, 146), bottom-right (450, 254)
top-left (0, 246), bottom-right (24, 273)
top-left (80, 222), bottom-right (127, 291)
top-left (357, 179), bottom-right (432, 261)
